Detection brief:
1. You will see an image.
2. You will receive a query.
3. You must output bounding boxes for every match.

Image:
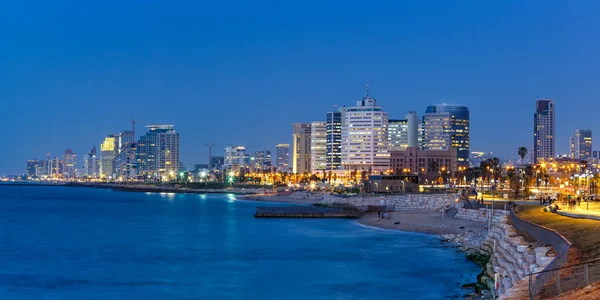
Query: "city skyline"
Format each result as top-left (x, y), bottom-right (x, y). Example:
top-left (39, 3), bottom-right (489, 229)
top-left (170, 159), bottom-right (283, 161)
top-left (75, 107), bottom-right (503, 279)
top-left (3, 1), bottom-right (600, 174)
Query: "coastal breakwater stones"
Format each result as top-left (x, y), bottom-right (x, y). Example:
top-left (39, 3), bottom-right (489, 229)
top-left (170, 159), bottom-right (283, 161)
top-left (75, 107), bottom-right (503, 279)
top-left (318, 194), bottom-right (458, 211)
top-left (482, 215), bottom-right (554, 297)
top-left (455, 208), bottom-right (509, 222)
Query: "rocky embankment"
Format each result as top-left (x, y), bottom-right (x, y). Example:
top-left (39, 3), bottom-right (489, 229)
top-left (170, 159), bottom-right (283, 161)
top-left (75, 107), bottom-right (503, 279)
top-left (318, 193), bottom-right (458, 211)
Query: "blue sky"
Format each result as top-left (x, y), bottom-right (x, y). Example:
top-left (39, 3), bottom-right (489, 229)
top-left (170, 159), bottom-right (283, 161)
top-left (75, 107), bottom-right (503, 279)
top-left (2, 0), bottom-right (600, 174)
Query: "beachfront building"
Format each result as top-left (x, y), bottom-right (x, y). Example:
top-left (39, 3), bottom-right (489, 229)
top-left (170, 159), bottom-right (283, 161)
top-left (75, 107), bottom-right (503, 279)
top-left (292, 123), bottom-right (311, 174)
top-left (340, 87), bottom-right (389, 173)
top-left (570, 129), bottom-right (592, 160)
top-left (275, 144), bottom-right (290, 173)
top-left (326, 110), bottom-right (342, 170)
top-left (310, 121), bottom-right (327, 172)
top-left (100, 135), bottom-right (118, 178)
top-left (224, 146), bottom-right (246, 172)
top-left (137, 125), bottom-right (180, 180)
top-left (118, 131), bottom-right (135, 152)
top-left (423, 104), bottom-right (470, 167)
top-left (63, 149), bottom-right (78, 179)
top-left (533, 99), bottom-right (555, 163)
top-left (115, 142), bottom-right (138, 180)
top-left (83, 147), bottom-right (100, 178)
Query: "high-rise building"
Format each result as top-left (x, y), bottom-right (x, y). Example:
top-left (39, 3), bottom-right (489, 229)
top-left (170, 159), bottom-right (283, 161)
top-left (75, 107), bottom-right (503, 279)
top-left (210, 156), bottom-right (224, 169)
top-left (253, 150), bottom-right (272, 171)
top-left (292, 123), bottom-right (312, 174)
top-left (340, 88), bottom-right (390, 173)
top-left (63, 149), bottom-right (77, 178)
top-left (224, 146), bottom-right (246, 171)
top-left (325, 111), bottom-right (342, 170)
top-left (275, 144), bottom-right (290, 172)
top-left (423, 104), bottom-right (470, 167)
top-left (389, 113), bottom-right (424, 151)
top-left (48, 157), bottom-right (63, 178)
top-left (83, 147), bottom-right (99, 178)
top-left (533, 100), bottom-right (555, 163)
top-left (137, 125), bottom-right (180, 179)
top-left (310, 121), bottom-right (327, 172)
top-left (118, 131), bottom-right (135, 152)
top-left (115, 142), bottom-right (138, 179)
top-left (35, 160), bottom-right (48, 178)
top-left (570, 129), bottom-right (592, 160)
top-left (100, 135), bottom-right (118, 178)
top-left (26, 160), bottom-right (41, 179)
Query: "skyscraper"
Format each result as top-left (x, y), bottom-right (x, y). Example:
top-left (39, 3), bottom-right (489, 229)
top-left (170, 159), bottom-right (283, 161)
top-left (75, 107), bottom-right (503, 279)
top-left (389, 112), bottom-right (424, 151)
top-left (533, 100), bottom-right (555, 163)
top-left (253, 150), bottom-right (272, 171)
top-left (115, 142), bottom-right (138, 179)
top-left (310, 121), bottom-right (327, 172)
top-left (118, 131), bottom-right (135, 152)
top-left (100, 135), bottom-right (118, 178)
top-left (137, 125), bottom-right (180, 179)
top-left (423, 104), bottom-right (470, 167)
top-left (325, 111), bottom-right (342, 170)
top-left (570, 129), bottom-right (592, 160)
top-left (63, 149), bottom-right (77, 178)
top-left (26, 160), bottom-right (41, 179)
top-left (340, 87), bottom-right (389, 173)
top-left (275, 144), bottom-right (290, 172)
top-left (83, 147), bottom-right (99, 178)
top-left (48, 157), bottom-right (63, 178)
top-left (224, 146), bottom-right (246, 171)
top-left (292, 123), bottom-right (311, 174)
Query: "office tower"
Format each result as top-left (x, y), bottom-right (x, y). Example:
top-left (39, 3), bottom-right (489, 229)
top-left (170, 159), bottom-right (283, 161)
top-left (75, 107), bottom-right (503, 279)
top-left (340, 87), bottom-right (389, 173)
top-left (254, 150), bottom-right (272, 171)
top-left (26, 160), bottom-right (41, 179)
top-left (224, 146), bottom-right (246, 171)
top-left (118, 131), bottom-right (135, 152)
top-left (570, 129), bottom-right (592, 160)
top-left (83, 147), bottom-right (99, 178)
top-left (210, 156), bottom-right (224, 169)
top-left (275, 144), bottom-right (290, 172)
top-left (325, 111), bottom-right (342, 170)
top-left (388, 119), bottom-right (409, 151)
top-left (137, 125), bottom-right (180, 179)
top-left (115, 142), bottom-right (138, 179)
top-left (310, 121), bottom-right (327, 172)
top-left (533, 100), bottom-right (555, 163)
top-left (35, 160), bottom-right (48, 178)
top-left (63, 149), bottom-right (77, 178)
top-left (48, 157), bottom-right (63, 178)
top-left (423, 104), bottom-right (470, 167)
top-left (292, 123), bottom-right (312, 174)
top-left (100, 135), bottom-right (118, 178)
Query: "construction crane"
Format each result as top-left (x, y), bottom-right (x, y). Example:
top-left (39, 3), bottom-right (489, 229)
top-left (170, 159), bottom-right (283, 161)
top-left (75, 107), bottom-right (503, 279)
top-left (204, 142), bottom-right (230, 165)
top-left (131, 118), bottom-right (142, 140)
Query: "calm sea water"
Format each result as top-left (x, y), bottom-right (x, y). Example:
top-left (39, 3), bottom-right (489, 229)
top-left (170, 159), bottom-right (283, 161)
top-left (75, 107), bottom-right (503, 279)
top-left (0, 185), bottom-right (479, 299)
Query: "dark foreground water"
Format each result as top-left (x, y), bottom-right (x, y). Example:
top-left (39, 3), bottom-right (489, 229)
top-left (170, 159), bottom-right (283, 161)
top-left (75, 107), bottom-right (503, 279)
top-left (0, 185), bottom-right (479, 299)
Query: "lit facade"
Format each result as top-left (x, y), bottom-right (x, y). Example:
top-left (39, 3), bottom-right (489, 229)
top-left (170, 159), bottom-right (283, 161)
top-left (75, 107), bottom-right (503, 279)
top-left (340, 91), bottom-right (389, 173)
top-left (100, 135), bottom-right (118, 178)
top-left (118, 131), bottom-right (135, 152)
top-left (310, 121), bottom-right (327, 172)
top-left (137, 125), bottom-right (180, 179)
top-left (389, 116), bottom-right (424, 151)
top-left (63, 149), bottom-right (77, 178)
top-left (224, 146), bottom-right (246, 171)
top-left (292, 123), bottom-right (311, 174)
top-left (570, 129), bottom-right (592, 160)
top-left (48, 157), bottom-right (63, 178)
top-left (275, 144), bottom-right (290, 172)
top-left (423, 104), bottom-right (470, 167)
top-left (533, 100), bottom-right (555, 163)
top-left (390, 147), bottom-right (458, 177)
top-left (325, 111), bottom-right (342, 170)
top-left (253, 149), bottom-right (272, 171)
top-left (115, 143), bottom-right (138, 179)
top-left (83, 147), bottom-right (99, 178)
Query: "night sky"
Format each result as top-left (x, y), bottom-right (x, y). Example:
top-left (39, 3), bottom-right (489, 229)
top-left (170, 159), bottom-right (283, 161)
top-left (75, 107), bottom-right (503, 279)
top-left (2, 0), bottom-right (600, 175)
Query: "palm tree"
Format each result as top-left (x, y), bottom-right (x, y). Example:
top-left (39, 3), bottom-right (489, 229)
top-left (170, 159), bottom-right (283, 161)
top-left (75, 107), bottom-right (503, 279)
top-left (518, 147), bottom-right (528, 166)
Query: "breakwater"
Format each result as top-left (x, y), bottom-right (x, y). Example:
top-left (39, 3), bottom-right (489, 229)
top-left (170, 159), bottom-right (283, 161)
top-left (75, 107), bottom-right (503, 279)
top-left (254, 206), bottom-right (362, 218)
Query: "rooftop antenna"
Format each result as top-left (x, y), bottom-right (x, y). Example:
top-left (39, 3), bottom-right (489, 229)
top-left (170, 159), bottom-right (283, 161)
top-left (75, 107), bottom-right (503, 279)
top-left (365, 84), bottom-right (370, 97)
top-left (131, 118), bottom-right (142, 141)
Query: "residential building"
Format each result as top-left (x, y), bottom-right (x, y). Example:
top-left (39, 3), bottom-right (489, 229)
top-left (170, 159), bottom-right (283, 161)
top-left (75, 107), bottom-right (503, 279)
top-left (253, 150), bottom-right (272, 171)
top-left (118, 131), bottom-right (135, 152)
top-left (224, 146), bottom-right (246, 172)
top-left (570, 129), bottom-right (592, 160)
top-left (115, 142), bottom-right (137, 179)
top-left (26, 160), bottom-right (41, 179)
top-left (137, 125), bottom-right (180, 179)
top-left (275, 144), bottom-right (290, 172)
top-left (35, 160), bottom-right (48, 178)
top-left (48, 157), bottom-right (63, 178)
top-left (100, 135), bottom-right (118, 178)
top-left (340, 88), bottom-right (389, 173)
top-left (325, 110), bottom-right (342, 170)
top-left (310, 121), bottom-right (327, 172)
top-left (292, 123), bottom-right (311, 174)
top-left (423, 104), bottom-right (470, 167)
top-left (533, 99), bottom-right (555, 163)
top-left (63, 149), bottom-right (77, 178)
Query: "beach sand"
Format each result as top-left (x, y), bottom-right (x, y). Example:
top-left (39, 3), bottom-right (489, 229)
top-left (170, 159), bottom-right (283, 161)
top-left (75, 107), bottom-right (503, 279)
top-left (359, 210), bottom-right (486, 235)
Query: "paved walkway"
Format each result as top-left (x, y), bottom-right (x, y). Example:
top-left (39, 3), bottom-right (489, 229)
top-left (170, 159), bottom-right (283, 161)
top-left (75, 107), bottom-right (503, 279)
top-left (556, 203), bottom-right (600, 221)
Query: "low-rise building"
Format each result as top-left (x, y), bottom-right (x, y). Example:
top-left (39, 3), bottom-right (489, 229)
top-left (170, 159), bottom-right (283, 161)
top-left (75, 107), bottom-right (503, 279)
top-left (390, 146), bottom-right (457, 181)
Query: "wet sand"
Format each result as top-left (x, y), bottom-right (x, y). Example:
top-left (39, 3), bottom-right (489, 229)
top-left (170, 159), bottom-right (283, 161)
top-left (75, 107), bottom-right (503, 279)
top-left (358, 210), bottom-right (486, 235)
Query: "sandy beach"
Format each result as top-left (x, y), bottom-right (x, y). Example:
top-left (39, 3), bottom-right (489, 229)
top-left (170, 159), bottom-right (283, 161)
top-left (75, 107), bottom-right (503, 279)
top-left (359, 210), bottom-right (487, 235)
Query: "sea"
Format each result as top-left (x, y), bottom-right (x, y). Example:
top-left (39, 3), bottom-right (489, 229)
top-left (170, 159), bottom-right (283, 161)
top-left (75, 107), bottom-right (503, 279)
top-left (0, 185), bottom-right (479, 299)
